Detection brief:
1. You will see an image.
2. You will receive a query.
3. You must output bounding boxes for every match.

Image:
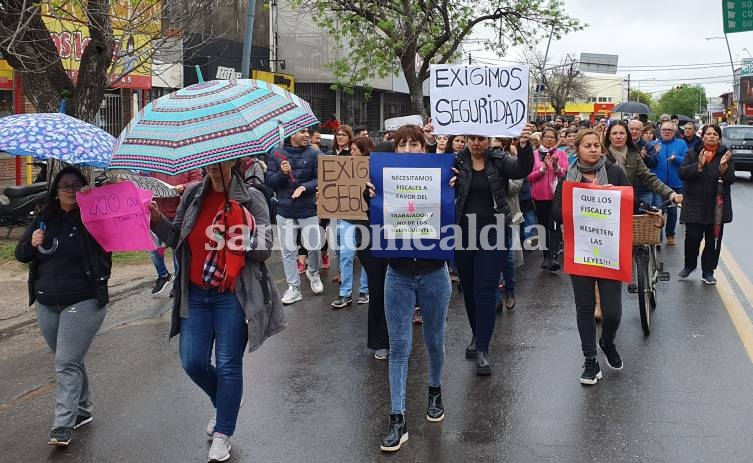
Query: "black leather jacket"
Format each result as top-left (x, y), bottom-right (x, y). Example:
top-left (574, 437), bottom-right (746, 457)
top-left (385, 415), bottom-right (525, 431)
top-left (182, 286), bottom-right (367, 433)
top-left (454, 144), bottom-right (534, 224)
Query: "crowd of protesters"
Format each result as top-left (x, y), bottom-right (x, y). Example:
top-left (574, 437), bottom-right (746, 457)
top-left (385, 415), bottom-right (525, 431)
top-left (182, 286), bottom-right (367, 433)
top-left (16, 111), bottom-right (735, 460)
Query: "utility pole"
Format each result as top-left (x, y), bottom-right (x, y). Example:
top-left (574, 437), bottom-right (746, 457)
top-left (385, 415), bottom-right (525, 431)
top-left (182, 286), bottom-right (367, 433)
top-left (626, 74), bottom-right (630, 101)
top-left (468, 53), bottom-right (472, 65)
top-left (240, 0), bottom-right (258, 78)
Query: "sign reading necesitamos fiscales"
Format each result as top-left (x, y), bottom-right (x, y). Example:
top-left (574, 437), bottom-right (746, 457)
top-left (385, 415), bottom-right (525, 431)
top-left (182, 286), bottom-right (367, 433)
top-left (429, 64), bottom-right (529, 137)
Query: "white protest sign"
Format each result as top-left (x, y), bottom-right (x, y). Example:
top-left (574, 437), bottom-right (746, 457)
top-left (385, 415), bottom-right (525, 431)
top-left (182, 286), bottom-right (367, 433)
top-left (571, 187), bottom-right (622, 270)
top-left (384, 115), bottom-right (424, 131)
top-left (382, 168), bottom-right (441, 239)
top-left (429, 64), bottom-right (529, 137)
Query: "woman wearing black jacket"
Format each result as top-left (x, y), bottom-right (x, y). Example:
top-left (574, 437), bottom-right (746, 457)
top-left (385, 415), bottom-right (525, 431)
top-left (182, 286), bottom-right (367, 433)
top-left (677, 124), bottom-right (734, 285)
top-left (553, 130), bottom-right (632, 386)
top-left (454, 131), bottom-right (533, 375)
top-left (15, 166), bottom-right (112, 447)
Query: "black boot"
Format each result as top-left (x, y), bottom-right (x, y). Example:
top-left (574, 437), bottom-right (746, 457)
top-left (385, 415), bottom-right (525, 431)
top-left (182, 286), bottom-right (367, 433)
top-left (540, 256), bottom-right (551, 269)
top-left (476, 351), bottom-right (491, 376)
top-left (465, 336), bottom-right (477, 359)
top-left (426, 386), bottom-right (445, 422)
top-left (380, 413), bottom-right (408, 452)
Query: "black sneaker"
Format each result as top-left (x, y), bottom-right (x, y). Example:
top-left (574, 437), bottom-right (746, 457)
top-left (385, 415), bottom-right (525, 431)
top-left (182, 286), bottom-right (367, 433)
top-left (476, 351), bottom-right (491, 376)
top-left (356, 293), bottom-right (370, 304)
top-left (426, 386), bottom-right (444, 422)
top-left (598, 339), bottom-right (623, 370)
top-left (465, 336), bottom-right (477, 359)
top-left (331, 296), bottom-right (352, 309)
top-left (380, 413), bottom-right (408, 452)
top-left (702, 272), bottom-right (717, 285)
top-left (548, 259), bottom-right (561, 272)
top-left (74, 414), bottom-right (92, 430)
top-left (678, 267), bottom-right (695, 279)
top-left (152, 273), bottom-right (173, 295)
top-left (48, 427), bottom-right (72, 446)
top-left (580, 357), bottom-right (602, 385)
top-left (540, 257), bottom-right (550, 269)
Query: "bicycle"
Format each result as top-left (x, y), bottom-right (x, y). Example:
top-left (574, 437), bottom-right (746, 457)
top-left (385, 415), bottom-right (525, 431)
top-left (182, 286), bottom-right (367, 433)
top-left (628, 199), bottom-right (677, 335)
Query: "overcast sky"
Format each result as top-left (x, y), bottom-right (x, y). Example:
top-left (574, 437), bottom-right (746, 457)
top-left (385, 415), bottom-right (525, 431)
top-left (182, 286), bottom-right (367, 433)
top-left (471, 0), bottom-right (753, 100)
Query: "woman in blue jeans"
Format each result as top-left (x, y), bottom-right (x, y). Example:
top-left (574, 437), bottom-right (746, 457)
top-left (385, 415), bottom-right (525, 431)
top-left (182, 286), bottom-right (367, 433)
top-left (150, 160), bottom-right (285, 462)
top-left (454, 131), bottom-right (533, 376)
top-left (366, 125), bottom-right (455, 453)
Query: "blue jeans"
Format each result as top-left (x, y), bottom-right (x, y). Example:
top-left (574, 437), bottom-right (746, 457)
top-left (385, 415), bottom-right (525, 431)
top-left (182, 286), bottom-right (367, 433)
top-left (180, 285), bottom-right (248, 436)
top-left (653, 187), bottom-right (682, 238)
top-left (636, 191), bottom-right (654, 209)
top-left (385, 265), bottom-right (451, 414)
top-left (501, 225), bottom-right (516, 293)
top-left (336, 220), bottom-right (368, 296)
top-left (521, 209), bottom-right (538, 239)
top-left (455, 226), bottom-right (506, 353)
top-left (149, 248), bottom-right (179, 278)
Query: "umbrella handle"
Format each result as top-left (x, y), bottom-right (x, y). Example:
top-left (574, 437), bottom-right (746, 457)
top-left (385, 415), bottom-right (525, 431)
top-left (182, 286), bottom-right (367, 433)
top-left (36, 221), bottom-right (59, 255)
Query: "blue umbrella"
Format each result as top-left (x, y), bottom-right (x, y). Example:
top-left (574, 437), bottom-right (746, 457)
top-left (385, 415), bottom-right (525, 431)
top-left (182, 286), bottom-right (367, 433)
top-left (0, 113), bottom-right (115, 167)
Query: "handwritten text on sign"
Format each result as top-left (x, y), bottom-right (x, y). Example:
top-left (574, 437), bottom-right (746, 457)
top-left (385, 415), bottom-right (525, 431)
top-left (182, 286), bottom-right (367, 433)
top-left (429, 64), bottom-right (529, 137)
top-left (572, 187), bottom-right (623, 269)
top-left (317, 156), bottom-right (369, 220)
top-left (77, 182), bottom-right (156, 252)
top-left (382, 168), bottom-right (441, 239)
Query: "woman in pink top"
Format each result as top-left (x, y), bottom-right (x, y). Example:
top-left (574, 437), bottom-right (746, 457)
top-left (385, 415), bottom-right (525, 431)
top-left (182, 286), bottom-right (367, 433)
top-left (528, 126), bottom-right (569, 272)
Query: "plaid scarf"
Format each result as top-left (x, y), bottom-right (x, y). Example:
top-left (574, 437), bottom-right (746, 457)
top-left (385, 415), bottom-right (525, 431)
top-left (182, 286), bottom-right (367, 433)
top-left (202, 199), bottom-right (256, 292)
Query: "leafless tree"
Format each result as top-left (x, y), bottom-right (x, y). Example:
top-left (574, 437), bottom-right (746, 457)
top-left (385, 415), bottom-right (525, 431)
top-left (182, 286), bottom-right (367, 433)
top-left (524, 50), bottom-right (587, 117)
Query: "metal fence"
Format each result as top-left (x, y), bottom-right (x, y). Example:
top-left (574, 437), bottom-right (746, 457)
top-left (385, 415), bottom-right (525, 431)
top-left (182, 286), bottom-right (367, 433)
top-left (95, 93), bottom-right (123, 137)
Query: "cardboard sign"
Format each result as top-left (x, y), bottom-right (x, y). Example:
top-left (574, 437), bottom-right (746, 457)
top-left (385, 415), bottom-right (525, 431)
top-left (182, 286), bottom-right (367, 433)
top-left (370, 152), bottom-right (456, 260)
top-left (429, 64), bottom-right (529, 137)
top-left (561, 181), bottom-right (634, 282)
top-left (77, 182), bottom-right (157, 252)
top-left (317, 156), bottom-right (369, 220)
top-left (384, 115), bottom-right (423, 131)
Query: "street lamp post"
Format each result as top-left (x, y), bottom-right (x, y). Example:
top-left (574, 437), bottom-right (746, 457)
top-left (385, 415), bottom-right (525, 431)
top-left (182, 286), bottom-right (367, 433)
top-left (706, 35), bottom-right (737, 123)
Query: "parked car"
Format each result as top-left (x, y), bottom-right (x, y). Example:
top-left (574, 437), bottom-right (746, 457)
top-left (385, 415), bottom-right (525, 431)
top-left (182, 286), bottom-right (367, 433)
top-left (721, 124), bottom-right (753, 176)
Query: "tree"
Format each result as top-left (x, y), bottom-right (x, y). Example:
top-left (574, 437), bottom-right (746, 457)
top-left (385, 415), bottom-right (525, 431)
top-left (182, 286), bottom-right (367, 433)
top-left (654, 85), bottom-right (706, 118)
top-left (524, 51), bottom-right (586, 116)
top-left (0, 0), bottom-right (214, 122)
top-left (292, 0), bottom-right (584, 117)
top-left (628, 89), bottom-right (655, 109)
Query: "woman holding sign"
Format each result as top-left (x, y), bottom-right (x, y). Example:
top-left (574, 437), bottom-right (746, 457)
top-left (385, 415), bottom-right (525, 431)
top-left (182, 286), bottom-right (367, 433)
top-left (15, 167), bottom-right (112, 447)
top-left (553, 130), bottom-right (632, 386)
top-left (454, 131), bottom-right (533, 375)
top-left (366, 125), bottom-right (454, 453)
top-left (529, 127), bottom-right (569, 272)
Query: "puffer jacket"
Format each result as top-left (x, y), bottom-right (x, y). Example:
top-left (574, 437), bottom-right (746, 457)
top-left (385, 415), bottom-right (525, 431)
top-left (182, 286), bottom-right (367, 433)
top-left (265, 144), bottom-right (319, 219)
top-left (652, 137), bottom-right (687, 189)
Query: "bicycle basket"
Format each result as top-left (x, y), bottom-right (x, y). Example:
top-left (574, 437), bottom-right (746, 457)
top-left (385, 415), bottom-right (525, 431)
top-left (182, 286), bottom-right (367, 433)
top-left (632, 214), bottom-right (662, 246)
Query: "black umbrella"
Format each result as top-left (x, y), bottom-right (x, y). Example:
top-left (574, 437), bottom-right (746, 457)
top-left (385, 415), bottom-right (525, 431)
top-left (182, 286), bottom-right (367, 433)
top-left (675, 114), bottom-right (694, 123)
top-left (614, 101), bottom-right (651, 114)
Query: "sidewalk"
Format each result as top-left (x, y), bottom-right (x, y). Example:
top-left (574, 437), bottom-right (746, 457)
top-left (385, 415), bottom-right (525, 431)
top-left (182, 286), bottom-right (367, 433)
top-left (0, 260), bottom-right (156, 336)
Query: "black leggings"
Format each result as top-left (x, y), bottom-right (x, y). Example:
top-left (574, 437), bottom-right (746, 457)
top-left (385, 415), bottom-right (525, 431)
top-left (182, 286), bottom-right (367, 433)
top-left (356, 246), bottom-right (389, 350)
top-left (570, 275), bottom-right (622, 358)
top-left (684, 223), bottom-right (723, 273)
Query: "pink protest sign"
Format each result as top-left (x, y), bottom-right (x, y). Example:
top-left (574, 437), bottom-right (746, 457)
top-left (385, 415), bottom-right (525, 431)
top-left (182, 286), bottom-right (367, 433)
top-left (77, 182), bottom-right (157, 252)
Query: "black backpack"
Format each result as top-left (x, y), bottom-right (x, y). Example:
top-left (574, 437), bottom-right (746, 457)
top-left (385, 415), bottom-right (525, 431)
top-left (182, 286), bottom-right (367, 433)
top-left (244, 174), bottom-right (277, 225)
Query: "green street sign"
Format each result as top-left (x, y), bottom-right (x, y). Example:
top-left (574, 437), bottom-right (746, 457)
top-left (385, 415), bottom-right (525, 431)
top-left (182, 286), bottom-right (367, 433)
top-left (724, 0), bottom-right (753, 34)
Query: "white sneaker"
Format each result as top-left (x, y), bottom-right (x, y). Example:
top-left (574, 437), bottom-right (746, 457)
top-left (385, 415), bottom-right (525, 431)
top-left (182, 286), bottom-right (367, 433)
top-left (306, 269), bottom-right (324, 294)
top-left (281, 286), bottom-right (303, 305)
top-left (208, 432), bottom-right (231, 462)
top-left (206, 414), bottom-right (216, 438)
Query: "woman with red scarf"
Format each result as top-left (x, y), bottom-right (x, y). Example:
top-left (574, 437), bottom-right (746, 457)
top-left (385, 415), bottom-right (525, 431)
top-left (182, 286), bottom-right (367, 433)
top-left (678, 124), bottom-right (734, 285)
top-left (149, 160), bottom-right (285, 462)
top-left (528, 126), bottom-right (569, 271)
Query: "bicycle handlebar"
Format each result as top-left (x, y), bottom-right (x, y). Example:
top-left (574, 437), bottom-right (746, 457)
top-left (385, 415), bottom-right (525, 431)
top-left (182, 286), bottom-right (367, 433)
top-left (638, 198), bottom-right (677, 214)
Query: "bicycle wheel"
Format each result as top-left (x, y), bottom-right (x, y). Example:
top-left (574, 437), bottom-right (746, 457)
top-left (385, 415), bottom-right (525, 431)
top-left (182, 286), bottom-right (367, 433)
top-left (648, 245), bottom-right (658, 310)
top-left (635, 247), bottom-right (651, 335)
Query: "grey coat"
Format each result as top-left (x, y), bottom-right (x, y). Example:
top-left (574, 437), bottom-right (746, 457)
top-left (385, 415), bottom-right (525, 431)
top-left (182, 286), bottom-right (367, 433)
top-left (151, 174), bottom-right (286, 353)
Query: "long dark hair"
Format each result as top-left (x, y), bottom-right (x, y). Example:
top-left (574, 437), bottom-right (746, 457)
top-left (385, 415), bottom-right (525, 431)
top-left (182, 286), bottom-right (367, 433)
top-left (603, 120), bottom-right (639, 152)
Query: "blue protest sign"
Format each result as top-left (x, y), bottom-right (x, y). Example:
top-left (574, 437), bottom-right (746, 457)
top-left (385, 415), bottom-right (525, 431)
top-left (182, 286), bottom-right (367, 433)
top-left (369, 152), bottom-right (456, 259)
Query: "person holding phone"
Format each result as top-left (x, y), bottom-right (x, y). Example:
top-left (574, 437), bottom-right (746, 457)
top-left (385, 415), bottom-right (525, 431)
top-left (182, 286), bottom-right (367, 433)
top-left (528, 127), bottom-right (569, 271)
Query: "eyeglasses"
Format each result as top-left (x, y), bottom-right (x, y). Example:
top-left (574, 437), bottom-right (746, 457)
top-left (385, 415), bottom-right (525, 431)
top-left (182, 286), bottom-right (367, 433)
top-left (660, 128), bottom-right (674, 132)
top-left (57, 182), bottom-right (84, 192)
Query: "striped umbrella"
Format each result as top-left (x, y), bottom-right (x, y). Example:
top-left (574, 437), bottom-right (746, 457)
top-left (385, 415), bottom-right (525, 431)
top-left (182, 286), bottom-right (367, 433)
top-left (110, 77), bottom-right (318, 175)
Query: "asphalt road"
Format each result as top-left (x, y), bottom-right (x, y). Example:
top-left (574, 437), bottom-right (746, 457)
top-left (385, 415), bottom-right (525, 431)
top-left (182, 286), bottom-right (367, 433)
top-left (2, 174), bottom-right (753, 462)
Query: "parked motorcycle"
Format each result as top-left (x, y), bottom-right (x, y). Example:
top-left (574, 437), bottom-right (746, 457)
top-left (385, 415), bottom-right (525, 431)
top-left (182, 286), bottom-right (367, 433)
top-left (0, 182), bottom-right (47, 237)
